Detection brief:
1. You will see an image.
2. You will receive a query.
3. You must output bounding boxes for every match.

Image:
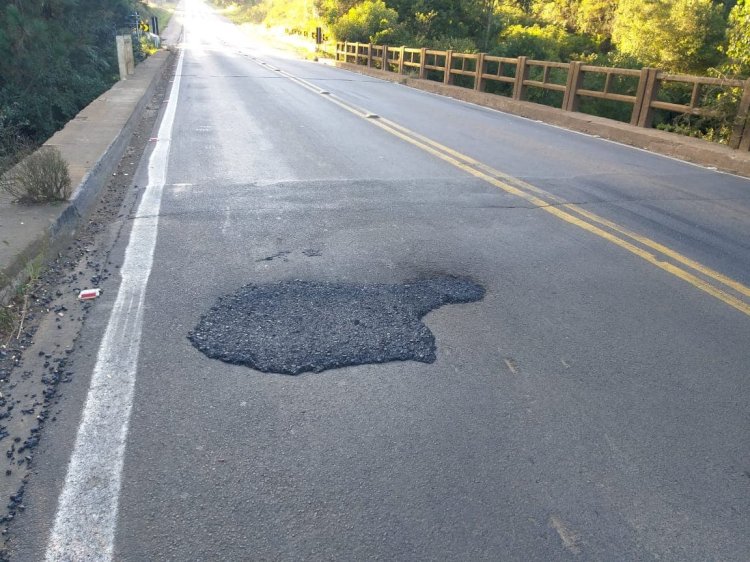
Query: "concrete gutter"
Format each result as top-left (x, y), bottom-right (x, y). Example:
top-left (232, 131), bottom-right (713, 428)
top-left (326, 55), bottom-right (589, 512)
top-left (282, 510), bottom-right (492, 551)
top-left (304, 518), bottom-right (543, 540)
top-left (333, 61), bottom-right (750, 178)
top-left (0, 21), bottom-right (182, 304)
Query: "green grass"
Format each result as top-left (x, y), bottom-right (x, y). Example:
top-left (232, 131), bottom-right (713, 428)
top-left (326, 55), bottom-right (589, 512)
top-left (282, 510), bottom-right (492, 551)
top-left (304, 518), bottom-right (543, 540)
top-left (0, 306), bottom-right (14, 337)
top-left (0, 256), bottom-right (43, 341)
top-left (24, 255), bottom-right (43, 284)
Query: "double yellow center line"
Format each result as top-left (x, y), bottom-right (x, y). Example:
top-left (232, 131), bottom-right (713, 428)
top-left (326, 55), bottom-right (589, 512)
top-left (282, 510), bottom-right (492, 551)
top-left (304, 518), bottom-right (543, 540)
top-left (252, 56), bottom-right (750, 317)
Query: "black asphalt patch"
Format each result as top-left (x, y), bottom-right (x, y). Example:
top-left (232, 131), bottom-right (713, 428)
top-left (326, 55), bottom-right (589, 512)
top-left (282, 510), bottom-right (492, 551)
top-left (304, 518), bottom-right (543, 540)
top-left (188, 276), bottom-right (485, 375)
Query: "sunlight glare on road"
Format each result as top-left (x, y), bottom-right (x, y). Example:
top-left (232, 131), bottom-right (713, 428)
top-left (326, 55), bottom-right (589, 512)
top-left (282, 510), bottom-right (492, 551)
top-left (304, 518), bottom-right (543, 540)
top-left (182, 0), bottom-right (306, 60)
top-left (182, 0), bottom-right (242, 57)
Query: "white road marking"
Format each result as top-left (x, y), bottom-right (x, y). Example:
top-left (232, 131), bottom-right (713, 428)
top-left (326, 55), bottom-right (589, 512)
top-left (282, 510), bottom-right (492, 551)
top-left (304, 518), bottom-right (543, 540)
top-left (44, 40), bottom-right (186, 562)
top-left (221, 206), bottom-right (232, 236)
top-left (503, 357), bottom-right (518, 375)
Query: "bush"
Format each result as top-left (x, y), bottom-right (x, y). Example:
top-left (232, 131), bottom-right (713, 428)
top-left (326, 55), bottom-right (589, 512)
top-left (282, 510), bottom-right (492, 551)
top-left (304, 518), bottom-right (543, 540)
top-left (430, 36), bottom-right (478, 53)
top-left (494, 24), bottom-right (597, 61)
top-left (1, 147), bottom-right (72, 204)
top-left (332, 0), bottom-right (401, 43)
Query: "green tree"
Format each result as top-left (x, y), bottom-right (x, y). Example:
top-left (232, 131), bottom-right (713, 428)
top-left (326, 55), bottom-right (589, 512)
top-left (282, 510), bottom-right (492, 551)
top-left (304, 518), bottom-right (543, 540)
top-left (724, 0), bottom-right (750, 75)
top-left (331, 0), bottom-right (402, 43)
top-left (611, 0), bottom-right (726, 73)
top-left (478, 1), bottom-right (532, 51)
top-left (317, 0), bottom-right (362, 24)
top-left (532, 0), bottom-right (580, 31)
top-left (575, 0), bottom-right (617, 39)
top-left (494, 22), bottom-right (595, 60)
top-left (0, 0), bottom-right (139, 169)
top-left (386, 0), bottom-right (485, 42)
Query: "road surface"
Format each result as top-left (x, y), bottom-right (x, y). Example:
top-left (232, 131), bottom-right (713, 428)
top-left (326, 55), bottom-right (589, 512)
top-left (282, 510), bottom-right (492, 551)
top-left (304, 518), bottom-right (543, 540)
top-left (11, 1), bottom-right (750, 560)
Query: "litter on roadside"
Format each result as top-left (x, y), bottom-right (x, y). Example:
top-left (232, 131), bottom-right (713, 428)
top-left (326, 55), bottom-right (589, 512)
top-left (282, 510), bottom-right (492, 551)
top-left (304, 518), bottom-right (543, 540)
top-left (78, 289), bottom-right (101, 300)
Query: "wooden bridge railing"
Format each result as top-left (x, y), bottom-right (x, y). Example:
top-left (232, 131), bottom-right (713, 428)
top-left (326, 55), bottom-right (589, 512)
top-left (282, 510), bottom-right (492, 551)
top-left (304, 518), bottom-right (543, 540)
top-left (335, 42), bottom-right (750, 151)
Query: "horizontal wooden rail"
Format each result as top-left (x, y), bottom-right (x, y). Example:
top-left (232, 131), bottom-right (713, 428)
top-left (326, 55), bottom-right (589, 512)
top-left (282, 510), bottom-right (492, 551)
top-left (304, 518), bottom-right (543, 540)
top-left (575, 89), bottom-right (636, 104)
top-left (334, 41), bottom-right (750, 151)
top-left (580, 65), bottom-right (641, 77)
top-left (524, 81), bottom-right (566, 92)
top-left (658, 73), bottom-right (745, 87)
top-left (527, 60), bottom-right (570, 69)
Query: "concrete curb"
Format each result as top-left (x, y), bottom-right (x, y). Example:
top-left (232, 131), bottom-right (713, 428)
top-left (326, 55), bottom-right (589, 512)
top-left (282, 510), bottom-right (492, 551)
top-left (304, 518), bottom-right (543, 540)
top-left (48, 51), bottom-right (171, 241)
top-left (334, 62), bottom-right (750, 178)
top-left (0, 45), bottom-right (177, 305)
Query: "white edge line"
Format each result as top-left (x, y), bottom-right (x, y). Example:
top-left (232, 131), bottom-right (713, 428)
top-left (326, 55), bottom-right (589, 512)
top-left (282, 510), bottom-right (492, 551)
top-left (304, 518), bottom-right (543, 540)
top-left (44, 40), bottom-right (186, 561)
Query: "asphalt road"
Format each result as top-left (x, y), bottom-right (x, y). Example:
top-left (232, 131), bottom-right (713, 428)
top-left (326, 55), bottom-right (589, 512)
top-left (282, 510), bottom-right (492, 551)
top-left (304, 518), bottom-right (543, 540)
top-left (11, 0), bottom-right (750, 560)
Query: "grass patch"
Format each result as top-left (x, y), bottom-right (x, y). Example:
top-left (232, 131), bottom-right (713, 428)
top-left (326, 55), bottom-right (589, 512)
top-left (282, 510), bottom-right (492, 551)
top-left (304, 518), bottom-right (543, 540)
top-left (0, 307), bottom-right (14, 338)
top-left (0, 255), bottom-right (44, 343)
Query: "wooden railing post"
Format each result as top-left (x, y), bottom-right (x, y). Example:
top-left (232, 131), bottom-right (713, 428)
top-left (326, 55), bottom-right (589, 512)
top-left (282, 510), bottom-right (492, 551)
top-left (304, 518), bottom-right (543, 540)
top-left (475, 53), bottom-right (486, 91)
top-left (636, 68), bottom-right (661, 128)
top-left (419, 47), bottom-right (427, 79)
top-left (382, 45), bottom-right (389, 71)
top-left (399, 46), bottom-right (405, 74)
top-left (367, 43), bottom-right (373, 67)
top-left (513, 56), bottom-right (528, 100)
top-left (444, 50), bottom-right (453, 85)
top-left (630, 67), bottom-right (650, 125)
top-left (563, 61), bottom-right (583, 111)
top-left (730, 78), bottom-right (750, 150)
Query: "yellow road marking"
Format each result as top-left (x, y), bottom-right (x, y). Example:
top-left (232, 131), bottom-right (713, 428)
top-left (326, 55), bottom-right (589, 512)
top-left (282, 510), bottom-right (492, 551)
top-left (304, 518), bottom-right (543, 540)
top-left (376, 121), bottom-right (750, 316)
top-left (564, 204), bottom-right (750, 298)
top-left (379, 117), bottom-right (750, 299)
top-left (256, 59), bottom-right (750, 317)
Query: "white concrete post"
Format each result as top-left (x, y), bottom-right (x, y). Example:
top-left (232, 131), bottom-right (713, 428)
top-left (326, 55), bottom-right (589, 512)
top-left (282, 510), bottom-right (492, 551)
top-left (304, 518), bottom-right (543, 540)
top-left (116, 35), bottom-right (136, 80)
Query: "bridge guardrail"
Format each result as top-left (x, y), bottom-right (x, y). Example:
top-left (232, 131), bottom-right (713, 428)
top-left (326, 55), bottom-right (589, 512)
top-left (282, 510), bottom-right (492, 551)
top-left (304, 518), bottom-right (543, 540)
top-left (335, 42), bottom-right (750, 152)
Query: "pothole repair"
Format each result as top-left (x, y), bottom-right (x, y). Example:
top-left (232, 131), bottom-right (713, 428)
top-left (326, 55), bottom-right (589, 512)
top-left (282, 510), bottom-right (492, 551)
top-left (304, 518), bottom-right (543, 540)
top-left (188, 276), bottom-right (485, 375)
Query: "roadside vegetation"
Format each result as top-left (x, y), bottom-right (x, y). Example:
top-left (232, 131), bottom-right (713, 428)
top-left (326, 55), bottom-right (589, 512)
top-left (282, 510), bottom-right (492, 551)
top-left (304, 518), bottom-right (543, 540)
top-left (0, 0), bottom-right (173, 181)
top-left (1, 147), bottom-right (71, 204)
top-left (0, 255), bottom-right (42, 345)
top-left (213, 0), bottom-right (750, 143)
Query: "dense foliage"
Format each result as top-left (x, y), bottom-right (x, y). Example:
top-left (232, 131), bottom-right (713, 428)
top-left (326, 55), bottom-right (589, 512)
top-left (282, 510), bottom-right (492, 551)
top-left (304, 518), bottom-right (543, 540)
top-left (220, 0), bottom-right (749, 77)
top-left (0, 0), bottom-right (155, 171)
top-left (217, 0), bottom-right (749, 141)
